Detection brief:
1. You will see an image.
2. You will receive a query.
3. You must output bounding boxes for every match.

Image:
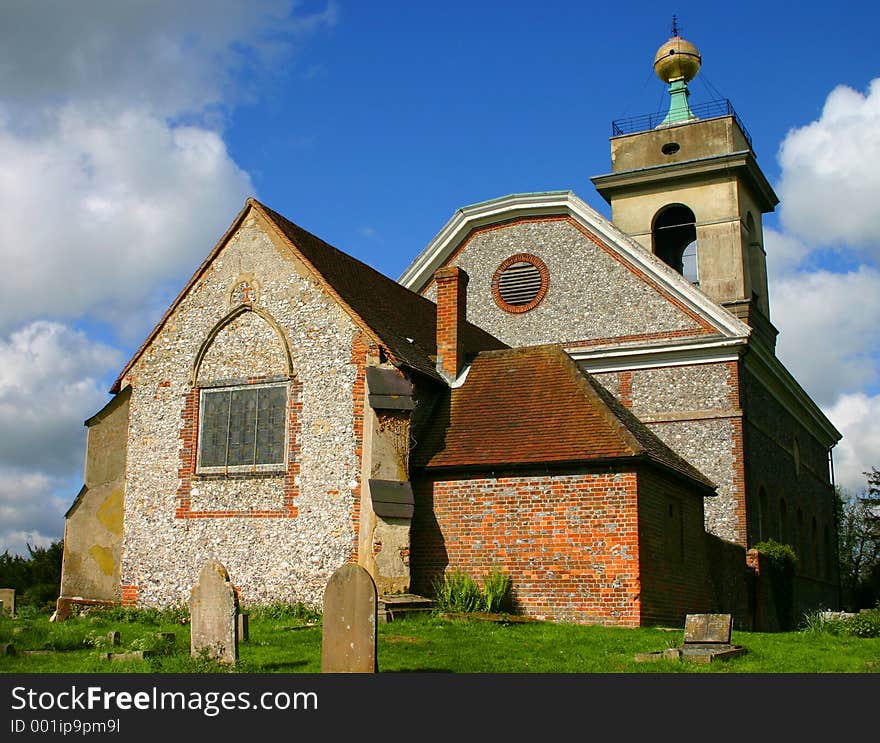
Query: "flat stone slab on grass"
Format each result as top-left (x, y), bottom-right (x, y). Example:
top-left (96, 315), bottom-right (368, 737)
top-left (440, 612), bottom-right (538, 624)
top-left (635, 614), bottom-right (746, 664)
top-left (104, 651), bottom-right (151, 662)
top-left (281, 621), bottom-right (320, 632)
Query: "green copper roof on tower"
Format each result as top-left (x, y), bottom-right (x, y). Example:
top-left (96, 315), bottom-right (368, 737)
top-left (653, 23), bottom-right (702, 127)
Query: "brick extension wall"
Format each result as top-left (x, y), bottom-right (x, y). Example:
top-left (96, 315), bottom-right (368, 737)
top-left (412, 470), bottom-right (641, 625)
top-left (412, 466), bottom-right (716, 626)
top-left (636, 473), bottom-right (713, 626)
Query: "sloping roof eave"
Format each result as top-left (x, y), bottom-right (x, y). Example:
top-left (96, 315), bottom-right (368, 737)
top-left (414, 455), bottom-right (716, 497)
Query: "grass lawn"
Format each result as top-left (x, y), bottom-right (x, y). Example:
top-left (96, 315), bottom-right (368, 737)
top-left (2, 609), bottom-right (879, 674)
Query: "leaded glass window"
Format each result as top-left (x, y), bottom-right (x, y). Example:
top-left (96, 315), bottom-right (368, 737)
top-left (198, 383), bottom-right (287, 471)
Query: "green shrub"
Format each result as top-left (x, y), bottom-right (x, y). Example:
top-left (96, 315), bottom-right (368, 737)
top-left (843, 609), bottom-right (880, 638)
top-left (433, 570), bottom-right (483, 613)
top-left (752, 539), bottom-right (799, 569)
top-left (800, 611), bottom-right (846, 636)
top-left (433, 568), bottom-right (515, 614)
top-left (481, 569), bottom-right (513, 614)
top-left (754, 540), bottom-right (798, 630)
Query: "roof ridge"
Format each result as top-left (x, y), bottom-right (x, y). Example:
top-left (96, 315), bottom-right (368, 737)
top-left (253, 199), bottom-right (506, 380)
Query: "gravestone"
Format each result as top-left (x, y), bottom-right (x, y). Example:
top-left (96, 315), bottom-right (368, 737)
top-left (635, 613), bottom-right (745, 664)
top-left (321, 564), bottom-right (377, 673)
top-left (684, 613), bottom-right (732, 644)
top-left (238, 613), bottom-right (249, 643)
top-left (108, 631), bottom-right (121, 646)
top-left (0, 589), bottom-right (14, 616)
top-left (189, 561), bottom-right (238, 665)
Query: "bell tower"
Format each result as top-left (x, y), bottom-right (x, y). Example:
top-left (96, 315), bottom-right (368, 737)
top-left (591, 26), bottom-right (779, 349)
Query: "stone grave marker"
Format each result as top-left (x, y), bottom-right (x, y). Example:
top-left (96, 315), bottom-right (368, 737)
top-left (238, 613), bottom-right (249, 643)
top-left (321, 564), bottom-right (377, 673)
top-left (684, 613), bottom-right (732, 644)
top-left (189, 561), bottom-right (238, 665)
top-left (635, 613), bottom-right (745, 664)
top-left (108, 631), bottom-right (121, 647)
top-left (0, 589), bottom-right (14, 616)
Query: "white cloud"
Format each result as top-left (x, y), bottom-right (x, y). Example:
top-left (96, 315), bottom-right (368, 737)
top-left (0, 1), bottom-right (338, 120)
top-left (0, 321), bottom-right (122, 475)
top-left (0, 1), bottom-right (338, 338)
top-left (0, 468), bottom-right (70, 556)
top-left (771, 266), bottom-right (880, 407)
top-left (768, 78), bottom-right (880, 439)
top-left (824, 393), bottom-right (880, 494)
top-left (777, 78), bottom-right (880, 254)
top-left (0, 107), bottom-right (254, 337)
top-left (764, 227), bottom-right (810, 282)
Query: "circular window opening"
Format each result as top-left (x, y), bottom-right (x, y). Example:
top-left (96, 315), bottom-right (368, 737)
top-left (661, 142), bottom-right (680, 155)
top-left (492, 254), bottom-right (549, 313)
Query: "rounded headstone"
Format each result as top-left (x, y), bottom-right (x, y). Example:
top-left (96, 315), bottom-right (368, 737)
top-left (321, 564), bottom-right (377, 673)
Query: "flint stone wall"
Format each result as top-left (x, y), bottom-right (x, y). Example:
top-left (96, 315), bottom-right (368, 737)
top-left (741, 367), bottom-right (839, 610)
top-left (592, 362), bottom-right (741, 544)
top-left (421, 218), bottom-right (702, 347)
top-left (120, 213), bottom-right (362, 608)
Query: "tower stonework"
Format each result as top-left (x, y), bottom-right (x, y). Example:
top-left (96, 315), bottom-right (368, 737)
top-left (592, 35), bottom-right (778, 351)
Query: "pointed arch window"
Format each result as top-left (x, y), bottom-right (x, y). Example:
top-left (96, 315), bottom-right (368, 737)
top-left (653, 205), bottom-right (699, 285)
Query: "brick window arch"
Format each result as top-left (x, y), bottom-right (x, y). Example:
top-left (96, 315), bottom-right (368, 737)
top-left (492, 253), bottom-right (550, 313)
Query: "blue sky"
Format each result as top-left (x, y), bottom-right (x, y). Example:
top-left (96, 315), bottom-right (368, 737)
top-left (0, 0), bottom-right (878, 554)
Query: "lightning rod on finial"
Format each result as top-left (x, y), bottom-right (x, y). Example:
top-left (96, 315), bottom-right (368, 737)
top-left (671, 15), bottom-right (680, 36)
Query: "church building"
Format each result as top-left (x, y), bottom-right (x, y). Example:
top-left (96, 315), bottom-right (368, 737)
top-left (58, 32), bottom-right (841, 629)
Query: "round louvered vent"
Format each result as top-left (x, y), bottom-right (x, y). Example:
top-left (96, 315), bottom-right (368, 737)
top-left (492, 254), bottom-right (549, 313)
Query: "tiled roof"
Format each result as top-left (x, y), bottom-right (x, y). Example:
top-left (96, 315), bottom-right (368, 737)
top-left (412, 344), bottom-right (715, 492)
top-left (111, 199), bottom-right (505, 392)
top-left (257, 201), bottom-right (506, 381)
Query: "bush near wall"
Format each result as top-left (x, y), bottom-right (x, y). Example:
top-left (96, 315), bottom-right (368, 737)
top-left (753, 540), bottom-right (799, 631)
top-left (0, 541), bottom-right (63, 611)
top-left (433, 568), bottom-right (514, 615)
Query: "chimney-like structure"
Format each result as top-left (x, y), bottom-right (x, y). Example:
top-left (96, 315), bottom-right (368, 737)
top-left (434, 266), bottom-right (469, 382)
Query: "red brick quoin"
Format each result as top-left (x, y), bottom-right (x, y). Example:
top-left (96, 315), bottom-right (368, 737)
top-left (120, 585), bottom-right (139, 607)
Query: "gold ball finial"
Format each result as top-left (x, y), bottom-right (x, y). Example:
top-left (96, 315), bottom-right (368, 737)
top-left (653, 34), bottom-right (701, 84)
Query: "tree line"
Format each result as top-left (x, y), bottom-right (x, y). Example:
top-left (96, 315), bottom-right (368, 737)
top-left (837, 467), bottom-right (880, 610)
top-left (0, 541), bottom-right (63, 611)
